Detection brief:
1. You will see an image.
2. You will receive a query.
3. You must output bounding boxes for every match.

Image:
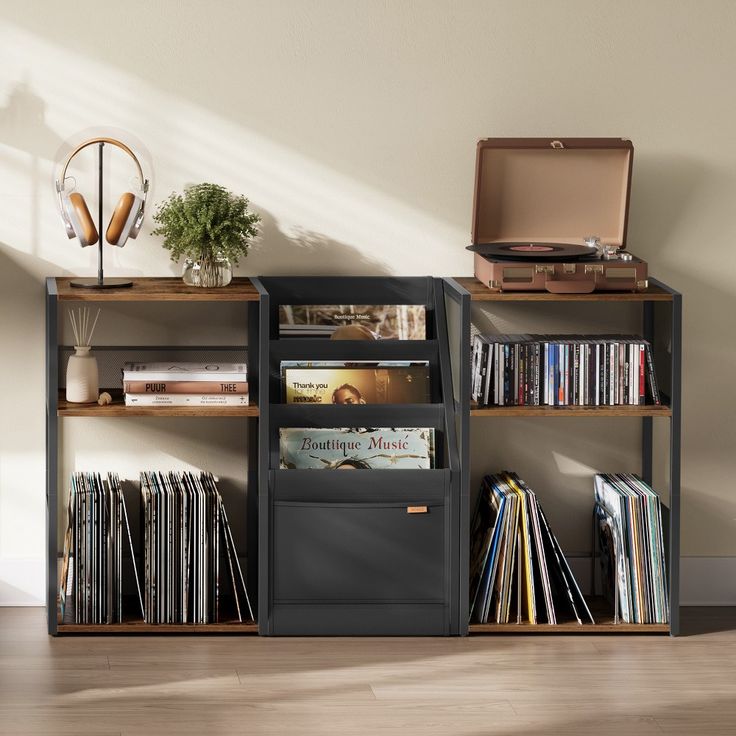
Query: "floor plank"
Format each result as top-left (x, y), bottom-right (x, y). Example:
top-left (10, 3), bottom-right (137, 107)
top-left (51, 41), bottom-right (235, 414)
top-left (1, 607), bottom-right (735, 735)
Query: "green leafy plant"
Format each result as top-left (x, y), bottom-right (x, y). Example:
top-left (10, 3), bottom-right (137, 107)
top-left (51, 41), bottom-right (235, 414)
top-left (152, 183), bottom-right (261, 266)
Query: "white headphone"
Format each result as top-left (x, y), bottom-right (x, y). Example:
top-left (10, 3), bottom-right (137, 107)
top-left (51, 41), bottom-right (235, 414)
top-left (56, 137), bottom-right (149, 247)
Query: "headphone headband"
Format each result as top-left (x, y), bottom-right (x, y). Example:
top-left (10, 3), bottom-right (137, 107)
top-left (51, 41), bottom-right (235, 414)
top-left (60, 136), bottom-right (146, 188)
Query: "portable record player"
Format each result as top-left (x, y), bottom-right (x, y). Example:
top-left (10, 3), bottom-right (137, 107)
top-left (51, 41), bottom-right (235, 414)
top-left (468, 138), bottom-right (648, 293)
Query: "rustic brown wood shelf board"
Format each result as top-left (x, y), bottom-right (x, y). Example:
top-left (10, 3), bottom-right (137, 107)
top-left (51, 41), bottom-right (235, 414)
top-left (57, 621), bottom-right (258, 634)
top-left (58, 391), bottom-right (258, 417)
top-left (469, 597), bottom-right (669, 634)
top-left (452, 276), bottom-right (674, 302)
top-left (470, 403), bottom-right (672, 417)
top-left (54, 277), bottom-right (259, 302)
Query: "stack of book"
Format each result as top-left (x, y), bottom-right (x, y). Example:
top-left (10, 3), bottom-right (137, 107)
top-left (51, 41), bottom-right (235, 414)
top-left (469, 471), bottom-right (594, 625)
top-left (595, 473), bottom-right (669, 624)
top-left (123, 362), bottom-right (249, 407)
top-left (471, 334), bottom-right (661, 407)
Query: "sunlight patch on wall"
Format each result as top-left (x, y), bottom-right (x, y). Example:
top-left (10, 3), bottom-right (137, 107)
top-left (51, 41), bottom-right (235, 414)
top-left (0, 21), bottom-right (464, 277)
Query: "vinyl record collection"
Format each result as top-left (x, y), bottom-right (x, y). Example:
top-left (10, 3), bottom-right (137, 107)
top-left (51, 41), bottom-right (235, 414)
top-left (594, 473), bottom-right (669, 624)
top-left (60, 471), bottom-right (253, 625)
top-left (60, 472), bottom-right (142, 624)
top-left (469, 472), bottom-right (594, 625)
top-left (471, 334), bottom-right (661, 407)
top-left (140, 471), bottom-right (253, 624)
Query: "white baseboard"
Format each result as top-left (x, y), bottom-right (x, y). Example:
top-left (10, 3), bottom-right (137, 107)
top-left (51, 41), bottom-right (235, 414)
top-left (569, 555), bottom-right (736, 606)
top-left (2, 556), bottom-right (735, 607)
top-left (0, 558), bottom-right (45, 606)
top-left (679, 557), bottom-right (736, 606)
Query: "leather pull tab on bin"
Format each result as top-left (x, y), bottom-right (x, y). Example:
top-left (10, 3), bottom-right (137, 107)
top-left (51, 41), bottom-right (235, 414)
top-left (407, 506), bottom-right (428, 514)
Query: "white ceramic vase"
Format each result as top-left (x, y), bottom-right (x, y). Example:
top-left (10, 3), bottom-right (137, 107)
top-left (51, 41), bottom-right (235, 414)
top-left (66, 346), bottom-right (99, 403)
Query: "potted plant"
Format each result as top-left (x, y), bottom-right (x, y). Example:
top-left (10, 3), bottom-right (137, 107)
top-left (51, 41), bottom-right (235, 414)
top-left (152, 183), bottom-right (261, 287)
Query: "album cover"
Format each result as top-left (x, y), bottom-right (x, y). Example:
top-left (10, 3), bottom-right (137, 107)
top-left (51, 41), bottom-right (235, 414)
top-left (279, 427), bottom-right (435, 469)
top-left (278, 304), bottom-right (426, 340)
top-left (282, 362), bottom-right (430, 404)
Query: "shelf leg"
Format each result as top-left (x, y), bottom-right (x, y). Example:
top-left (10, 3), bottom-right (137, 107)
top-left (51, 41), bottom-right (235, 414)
top-left (642, 302), bottom-right (654, 485)
top-left (46, 279), bottom-right (58, 636)
top-left (669, 294), bottom-right (682, 636)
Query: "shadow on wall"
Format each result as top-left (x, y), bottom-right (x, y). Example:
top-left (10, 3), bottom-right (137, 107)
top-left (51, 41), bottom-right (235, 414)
top-left (629, 154), bottom-right (707, 262)
top-left (245, 209), bottom-right (390, 277)
top-left (0, 82), bottom-right (65, 260)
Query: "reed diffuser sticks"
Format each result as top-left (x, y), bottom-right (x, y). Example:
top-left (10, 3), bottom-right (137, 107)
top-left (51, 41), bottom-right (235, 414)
top-left (69, 307), bottom-right (101, 348)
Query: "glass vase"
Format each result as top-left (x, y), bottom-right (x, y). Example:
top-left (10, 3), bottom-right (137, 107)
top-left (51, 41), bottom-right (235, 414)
top-left (182, 256), bottom-right (233, 288)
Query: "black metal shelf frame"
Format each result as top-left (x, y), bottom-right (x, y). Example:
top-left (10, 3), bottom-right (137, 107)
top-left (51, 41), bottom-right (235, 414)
top-left (253, 276), bottom-right (464, 636)
top-left (442, 276), bottom-right (682, 636)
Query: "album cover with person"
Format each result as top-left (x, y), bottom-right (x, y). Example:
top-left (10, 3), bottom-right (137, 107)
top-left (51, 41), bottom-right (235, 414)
top-left (281, 362), bottom-right (431, 404)
top-left (279, 428), bottom-right (435, 469)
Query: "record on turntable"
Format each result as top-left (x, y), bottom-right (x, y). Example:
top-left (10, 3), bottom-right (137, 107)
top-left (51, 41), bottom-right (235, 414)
top-left (467, 241), bottom-right (600, 262)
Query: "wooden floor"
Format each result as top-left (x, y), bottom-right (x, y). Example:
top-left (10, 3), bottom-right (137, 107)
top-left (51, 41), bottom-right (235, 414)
top-left (1, 608), bottom-right (735, 735)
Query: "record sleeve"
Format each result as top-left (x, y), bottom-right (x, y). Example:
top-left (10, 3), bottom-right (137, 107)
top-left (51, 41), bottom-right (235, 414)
top-left (278, 304), bottom-right (426, 340)
top-left (279, 427), bottom-right (435, 469)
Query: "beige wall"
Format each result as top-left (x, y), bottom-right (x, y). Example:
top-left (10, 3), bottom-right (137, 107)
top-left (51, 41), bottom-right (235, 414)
top-left (1, 1), bottom-right (734, 603)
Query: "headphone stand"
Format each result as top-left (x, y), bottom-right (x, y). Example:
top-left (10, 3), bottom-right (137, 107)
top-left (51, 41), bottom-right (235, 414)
top-left (70, 142), bottom-right (133, 289)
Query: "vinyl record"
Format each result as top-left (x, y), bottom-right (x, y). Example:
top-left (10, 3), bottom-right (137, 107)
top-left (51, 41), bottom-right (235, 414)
top-left (467, 242), bottom-right (599, 261)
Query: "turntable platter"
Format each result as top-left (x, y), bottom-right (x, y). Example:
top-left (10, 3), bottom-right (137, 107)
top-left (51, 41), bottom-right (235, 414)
top-left (467, 242), bottom-right (599, 261)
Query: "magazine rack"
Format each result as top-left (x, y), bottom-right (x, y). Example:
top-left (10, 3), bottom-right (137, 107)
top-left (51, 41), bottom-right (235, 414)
top-left (253, 277), bottom-right (465, 635)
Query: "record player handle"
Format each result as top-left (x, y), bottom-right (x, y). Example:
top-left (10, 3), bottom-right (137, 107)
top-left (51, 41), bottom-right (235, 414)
top-left (544, 279), bottom-right (597, 294)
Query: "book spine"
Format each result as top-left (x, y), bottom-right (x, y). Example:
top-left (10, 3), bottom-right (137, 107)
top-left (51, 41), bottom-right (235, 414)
top-left (123, 381), bottom-right (249, 394)
top-left (125, 394), bottom-right (250, 407)
top-left (123, 372), bottom-right (247, 383)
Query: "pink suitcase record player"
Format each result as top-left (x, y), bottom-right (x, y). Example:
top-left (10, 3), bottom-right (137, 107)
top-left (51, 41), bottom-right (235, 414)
top-left (468, 138), bottom-right (648, 293)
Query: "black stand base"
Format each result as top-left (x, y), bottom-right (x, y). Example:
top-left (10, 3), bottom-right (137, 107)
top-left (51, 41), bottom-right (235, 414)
top-left (70, 278), bottom-right (134, 289)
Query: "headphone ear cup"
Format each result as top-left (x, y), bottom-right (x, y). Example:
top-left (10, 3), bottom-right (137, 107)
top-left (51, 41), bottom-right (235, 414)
top-left (68, 192), bottom-right (99, 246)
top-left (106, 192), bottom-right (137, 246)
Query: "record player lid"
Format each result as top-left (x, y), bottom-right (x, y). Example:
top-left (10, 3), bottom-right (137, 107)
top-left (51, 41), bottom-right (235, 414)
top-left (471, 138), bottom-right (633, 249)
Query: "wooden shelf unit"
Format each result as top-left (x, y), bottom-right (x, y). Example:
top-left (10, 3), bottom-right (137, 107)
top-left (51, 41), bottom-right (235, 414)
top-left (442, 276), bottom-right (682, 636)
top-left (46, 277), bottom-right (261, 636)
top-left (46, 275), bottom-right (681, 637)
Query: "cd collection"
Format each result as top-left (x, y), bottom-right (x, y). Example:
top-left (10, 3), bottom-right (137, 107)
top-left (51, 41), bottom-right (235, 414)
top-left (60, 472), bottom-right (142, 624)
top-left (469, 472), bottom-right (593, 625)
top-left (471, 334), bottom-right (661, 407)
top-left (140, 471), bottom-right (253, 624)
top-left (595, 473), bottom-right (668, 624)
